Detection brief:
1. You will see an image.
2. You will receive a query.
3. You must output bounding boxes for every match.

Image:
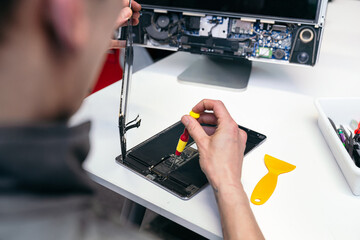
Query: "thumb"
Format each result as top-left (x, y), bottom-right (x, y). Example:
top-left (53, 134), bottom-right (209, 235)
top-left (116, 7), bottom-right (132, 27)
top-left (181, 115), bottom-right (208, 144)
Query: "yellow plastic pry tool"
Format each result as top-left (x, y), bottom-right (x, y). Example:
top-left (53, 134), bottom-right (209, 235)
top-left (251, 154), bottom-right (296, 205)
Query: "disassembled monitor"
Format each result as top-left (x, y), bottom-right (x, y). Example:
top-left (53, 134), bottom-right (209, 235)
top-left (120, 0), bottom-right (328, 66)
top-left (116, 121), bottom-right (266, 199)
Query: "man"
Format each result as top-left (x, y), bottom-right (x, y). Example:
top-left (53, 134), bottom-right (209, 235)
top-left (0, 0), bottom-right (264, 239)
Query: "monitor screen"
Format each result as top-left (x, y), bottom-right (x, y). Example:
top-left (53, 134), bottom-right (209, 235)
top-left (139, 0), bottom-right (320, 21)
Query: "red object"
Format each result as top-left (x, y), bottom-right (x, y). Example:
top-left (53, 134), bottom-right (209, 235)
top-left (355, 122), bottom-right (360, 135)
top-left (175, 129), bottom-right (189, 156)
top-left (182, 129), bottom-right (190, 141)
top-left (91, 49), bottom-right (123, 94)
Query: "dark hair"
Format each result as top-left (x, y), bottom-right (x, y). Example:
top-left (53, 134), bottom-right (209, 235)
top-left (0, 0), bottom-right (19, 41)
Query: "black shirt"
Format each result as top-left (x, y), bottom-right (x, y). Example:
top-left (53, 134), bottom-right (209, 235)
top-left (0, 121), bottom-right (151, 240)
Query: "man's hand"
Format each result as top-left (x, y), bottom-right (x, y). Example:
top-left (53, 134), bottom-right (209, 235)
top-left (181, 99), bottom-right (247, 192)
top-left (110, 0), bottom-right (141, 49)
top-left (181, 99), bottom-right (264, 240)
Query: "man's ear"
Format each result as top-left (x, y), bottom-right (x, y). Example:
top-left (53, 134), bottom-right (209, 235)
top-left (46, 0), bottom-right (89, 51)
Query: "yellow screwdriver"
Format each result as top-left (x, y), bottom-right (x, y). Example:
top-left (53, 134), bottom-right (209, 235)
top-left (175, 111), bottom-right (200, 156)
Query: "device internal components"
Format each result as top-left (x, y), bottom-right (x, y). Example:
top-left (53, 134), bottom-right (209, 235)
top-left (150, 144), bottom-right (198, 179)
top-left (258, 47), bottom-right (273, 58)
top-left (199, 16), bottom-right (229, 39)
top-left (231, 19), bottom-right (253, 34)
top-left (120, 9), bottom-right (321, 66)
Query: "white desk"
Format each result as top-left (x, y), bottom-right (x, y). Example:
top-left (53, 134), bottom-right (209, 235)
top-left (71, 1), bottom-right (360, 239)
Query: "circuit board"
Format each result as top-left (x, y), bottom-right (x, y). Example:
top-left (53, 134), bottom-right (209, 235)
top-left (150, 146), bottom-right (198, 179)
top-left (178, 16), bottom-right (293, 61)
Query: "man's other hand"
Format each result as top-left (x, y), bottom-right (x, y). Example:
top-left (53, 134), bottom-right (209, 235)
top-left (110, 0), bottom-right (141, 49)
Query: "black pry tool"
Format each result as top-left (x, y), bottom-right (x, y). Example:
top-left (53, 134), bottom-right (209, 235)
top-left (119, 0), bottom-right (141, 162)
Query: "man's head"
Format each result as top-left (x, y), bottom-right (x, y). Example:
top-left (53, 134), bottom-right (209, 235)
top-left (0, 0), bottom-right (128, 124)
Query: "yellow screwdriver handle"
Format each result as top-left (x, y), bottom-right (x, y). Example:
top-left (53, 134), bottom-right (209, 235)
top-left (251, 172), bottom-right (278, 205)
top-left (189, 111), bottom-right (200, 119)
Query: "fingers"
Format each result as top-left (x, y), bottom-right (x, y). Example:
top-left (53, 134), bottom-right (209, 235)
top-left (122, 0), bottom-right (142, 12)
top-left (131, 12), bottom-right (140, 26)
top-left (192, 99), bottom-right (232, 123)
top-left (120, 7), bottom-right (132, 21)
top-left (131, 17), bottom-right (139, 26)
top-left (116, 10), bottom-right (140, 27)
top-left (132, 11), bottom-right (140, 20)
top-left (118, 10), bottom-right (140, 27)
top-left (181, 115), bottom-right (208, 144)
top-left (116, 2), bottom-right (141, 27)
top-left (131, 1), bottom-right (142, 12)
top-left (202, 126), bottom-right (217, 136)
top-left (198, 112), bottom-right (218, 126)
top-left (109, 1), bottom-right (141, 51)
top-left (109, 40), bottom-right (126, 49)
top-left (116, 7), bottom-right (132, 27)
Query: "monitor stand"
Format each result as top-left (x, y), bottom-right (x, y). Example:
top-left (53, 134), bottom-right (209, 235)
top-left (178, 55), bottom-right (252, 90)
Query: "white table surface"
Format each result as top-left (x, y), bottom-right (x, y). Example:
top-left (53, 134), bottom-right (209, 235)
top-left (71, 1), bottom-right (360, 239)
